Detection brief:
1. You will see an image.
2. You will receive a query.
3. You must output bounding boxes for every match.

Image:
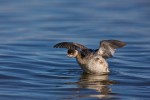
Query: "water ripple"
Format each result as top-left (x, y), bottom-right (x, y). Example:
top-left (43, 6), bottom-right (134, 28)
top-left (0, 0), bottom-right (150, 100)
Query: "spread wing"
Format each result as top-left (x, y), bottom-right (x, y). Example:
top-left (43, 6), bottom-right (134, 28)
top-left (53, 42), bottom-right (88, 50)
top-left (97, 40), bottom-right (126, 58)
top-left (53, 42), bottom-right (92, 57)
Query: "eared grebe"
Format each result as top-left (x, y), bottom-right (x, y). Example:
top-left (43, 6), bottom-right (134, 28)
top-left (53, 40), bottom-right (126, 75)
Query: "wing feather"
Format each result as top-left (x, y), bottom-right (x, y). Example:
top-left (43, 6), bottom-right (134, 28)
top-left (97, 40), bottom-right (126, 58)
top-left (53, 42), bottom-right (88, 50)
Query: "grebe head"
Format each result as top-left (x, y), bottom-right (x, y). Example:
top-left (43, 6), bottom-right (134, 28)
top-left (67, 49), bottom-right (78, 58)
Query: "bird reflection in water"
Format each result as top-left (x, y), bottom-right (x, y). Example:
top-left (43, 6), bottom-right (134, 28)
top-left (77, 73), bottom-right (115, 99)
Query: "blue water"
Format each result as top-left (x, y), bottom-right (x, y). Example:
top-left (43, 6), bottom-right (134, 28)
top-left (0, 0), bottom-right (150, 100)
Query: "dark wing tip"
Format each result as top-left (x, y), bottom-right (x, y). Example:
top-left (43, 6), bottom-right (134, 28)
top-left (109, 40), bottom-right (126, 48)
top-left (53, 42), bottom-right (74, 49)
top-left (111, 40), bottom-right (127, 48)
top-left (100, 40), bottom-right (127, 49)
top-left (53, 44), bottom-right (58, 48)
top-left (53, 42), bottom-right (67, 48)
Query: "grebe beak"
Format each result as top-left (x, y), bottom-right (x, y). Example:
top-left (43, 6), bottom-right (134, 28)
top-left (67, 54), bottom-right (74, 58)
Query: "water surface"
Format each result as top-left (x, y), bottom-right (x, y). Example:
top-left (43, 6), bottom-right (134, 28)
top-left (0, 0), bottom-right (150, 100)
